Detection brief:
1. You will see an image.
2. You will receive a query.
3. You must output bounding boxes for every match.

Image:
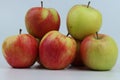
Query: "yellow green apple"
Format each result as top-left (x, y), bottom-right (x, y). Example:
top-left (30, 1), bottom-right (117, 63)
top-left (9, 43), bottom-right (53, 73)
top-left (67, 2), bottom-right (102, 40)
top-left (80, 33), bottom-right (118, 70)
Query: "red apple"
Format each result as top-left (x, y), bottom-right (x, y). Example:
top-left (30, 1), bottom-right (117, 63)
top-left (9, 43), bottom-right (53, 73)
top-left (25, 1), bottom-right (60, 39)
top-left (80, 33), bottom-right (118, 70)
top-left (2, 29), bottom-right (39, 68)
top-left (39, 31), bottom-right (77, 70)
top-left (71, 40), bottom-right (84, 66)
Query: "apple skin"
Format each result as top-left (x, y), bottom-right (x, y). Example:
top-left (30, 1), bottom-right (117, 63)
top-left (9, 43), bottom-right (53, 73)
top-left (80, 33), bottom-right (118, 70)
top-left (71, 40), bottom-right (84, 66)
top-left (25, 7), bottom-right (60, 39)
top-left (67, 5), bottom-right (102, 40)
top-left (39, 31), bottom-right (77, 70)
top-left (2, 34), bottom-right (39, 68)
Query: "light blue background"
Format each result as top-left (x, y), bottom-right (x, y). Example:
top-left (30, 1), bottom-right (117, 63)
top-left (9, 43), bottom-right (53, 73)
top-left (0, 0), bottom-right (120, 79)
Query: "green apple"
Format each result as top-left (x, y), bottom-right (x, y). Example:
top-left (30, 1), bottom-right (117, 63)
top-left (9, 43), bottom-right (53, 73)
top-left (80, 33), bottom-right (118, 70)
top-left (67, 2), bottom-right (102, 40)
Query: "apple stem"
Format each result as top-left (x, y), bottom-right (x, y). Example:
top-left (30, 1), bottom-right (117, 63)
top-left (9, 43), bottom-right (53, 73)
top-left (19, 29), bottom-right (22, 34)
top-left (96, 32), bottom-right (99, 39)
top-left (87, 1), bottom-right (91, 8)
top-left (41, 1), bottom-right (43, 7)
top-left (66, 33), bottom-right (70, 37)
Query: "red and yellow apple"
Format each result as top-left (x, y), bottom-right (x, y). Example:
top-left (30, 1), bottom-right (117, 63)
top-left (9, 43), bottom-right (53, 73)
top-left (39, 31), bottom-right (77, 70)
top-left (2, 29), bottom-right (39, 68)
top-left (25, 1), bottom-right (60, 39)
top-left (67, 2), bottom-right (102, 40)
top-left (80, 33), bottom-right (118, 70)
top-left (71, 40), bottom-right (84, 66)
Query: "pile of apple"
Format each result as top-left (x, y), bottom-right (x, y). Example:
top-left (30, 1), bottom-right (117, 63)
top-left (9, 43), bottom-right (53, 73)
top-left (2, 1), bottom-right (118, 71)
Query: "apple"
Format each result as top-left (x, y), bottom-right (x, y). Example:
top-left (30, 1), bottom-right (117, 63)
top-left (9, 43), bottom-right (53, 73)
top-left (67, 1), bottom-right (102, 40)
top-left (2, 29), bottom-right (39, 68)
top-left (39, 31), bottom-right (77, 70)
top-left (71, 40), bottom-right (84, 66)
top-left (80, 32), bottom-right (118, 70)
top-left (25, 1), bottom-right (60, 39)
